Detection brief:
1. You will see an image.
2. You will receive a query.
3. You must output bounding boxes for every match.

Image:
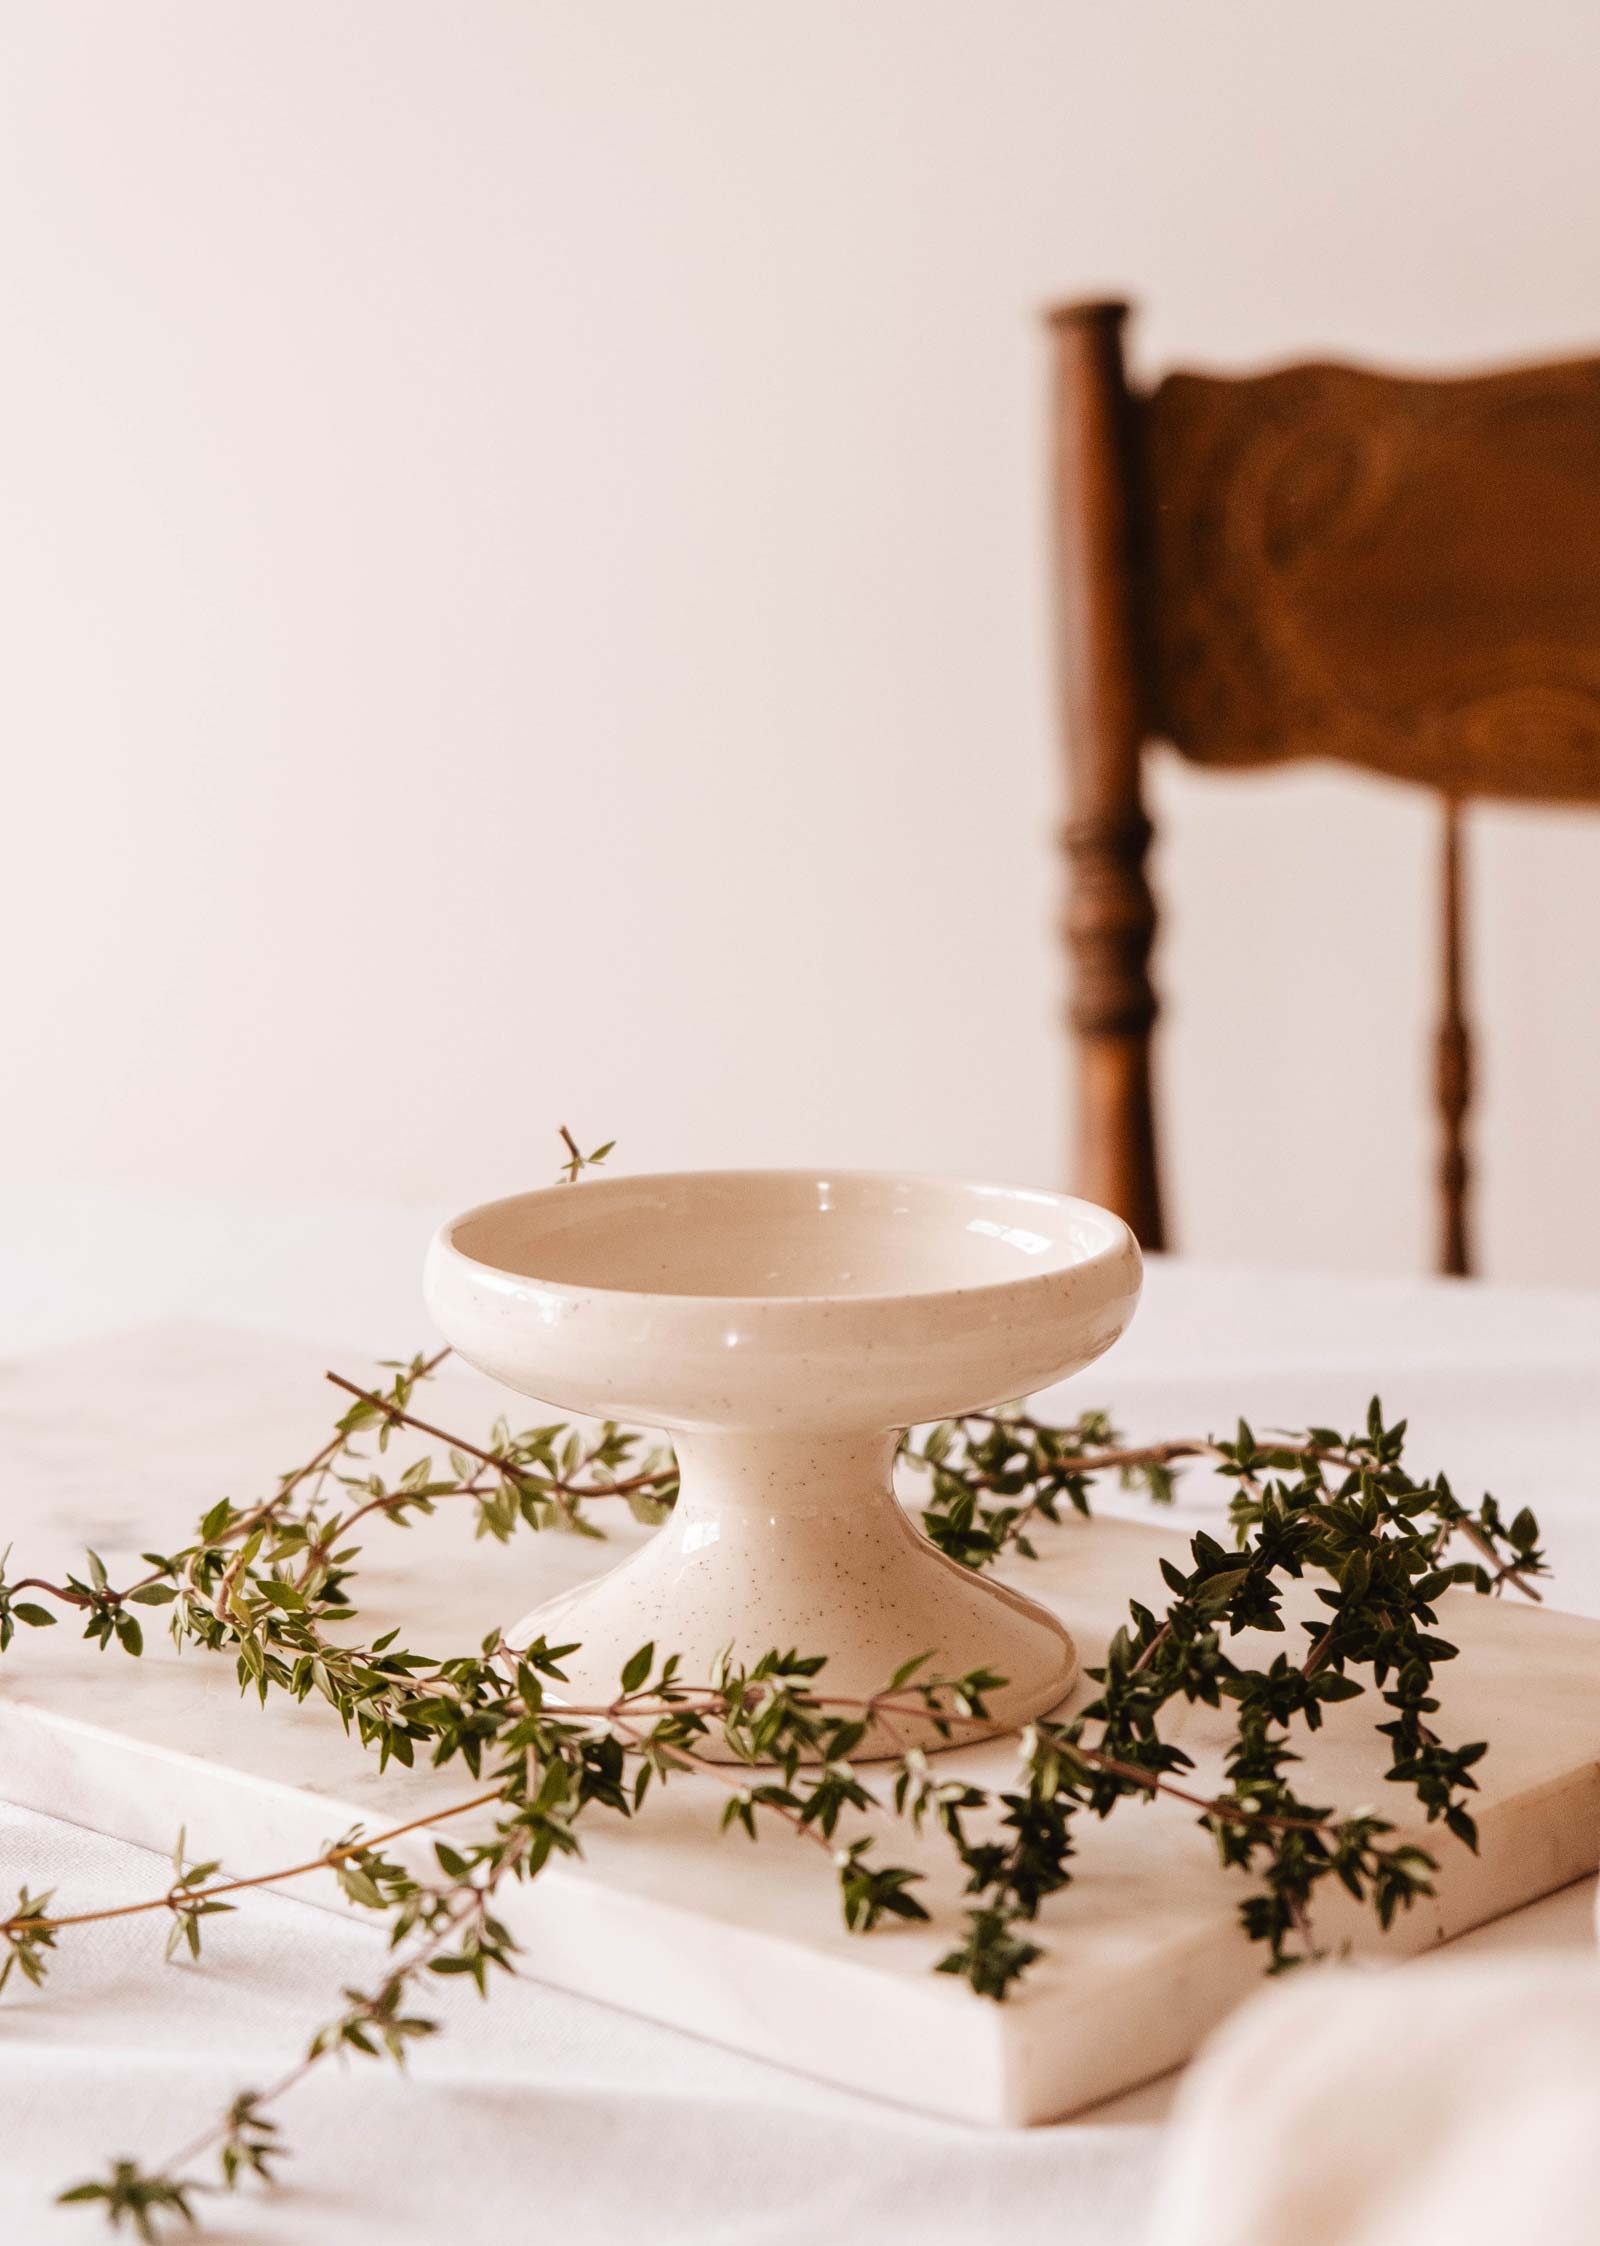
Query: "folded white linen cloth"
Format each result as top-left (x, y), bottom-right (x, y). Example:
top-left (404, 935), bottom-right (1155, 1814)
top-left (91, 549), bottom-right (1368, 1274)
top-left (1146, 1953), bottom-right (1600, 2246)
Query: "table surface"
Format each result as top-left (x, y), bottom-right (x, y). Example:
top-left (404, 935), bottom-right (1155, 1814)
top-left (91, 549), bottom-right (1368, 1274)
top-left (3, 1188), bottom-right (1598, 2245)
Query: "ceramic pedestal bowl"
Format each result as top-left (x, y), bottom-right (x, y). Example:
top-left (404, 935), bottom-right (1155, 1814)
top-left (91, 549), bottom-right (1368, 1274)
top-left (423, 1170), bottom-right (1141, 1758)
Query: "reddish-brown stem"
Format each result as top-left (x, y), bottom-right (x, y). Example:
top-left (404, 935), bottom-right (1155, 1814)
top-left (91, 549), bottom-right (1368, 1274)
top-left (13, 1682), bottom-right (953, 1942)
top-left (952, 1421), bottom-right (1224, 1474)
top-left (1453, 1517), bottom-right (1543, 1602)
top-left (296, 1477), bottom-right (502, 1576)
top-left (607, 1713), bottom-right (834, 1854)
top-left (4, 1676), bottom-right (1387, 1963)
top-left (12, 1786), bottom-right (505, 1935)
top-left (322, 1372), bottom-right (675, 1508)
top-left (192, 1353), bottom-right (445, 1619)
top-left (1129, 1620), bottom-right (1173, 1676)
top-left (930, 1422), bottom-right (1544, 1604)
top-left (231, 1347), bottom-right (452, 1548)
top-left (160, 2052), bottom-right (319, 2180)
top-left (157, 1844), bottom-right (504, 2183)
top-left (1076, 1750), bottom-right (1336, 1837)
top-left (1302, 1625), bottom-right (1337, 1678)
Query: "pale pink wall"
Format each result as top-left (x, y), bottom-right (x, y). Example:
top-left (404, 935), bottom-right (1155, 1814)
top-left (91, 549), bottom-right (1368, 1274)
top-left (3, 2), bottom-right (1597, 1280)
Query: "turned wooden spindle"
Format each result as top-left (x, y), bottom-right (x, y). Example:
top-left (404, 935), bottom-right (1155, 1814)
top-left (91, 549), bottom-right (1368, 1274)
top-left (1048, 300), bottom-right (1165, 1251)
top-left (1435, 798), bottom-right (1473, 1278)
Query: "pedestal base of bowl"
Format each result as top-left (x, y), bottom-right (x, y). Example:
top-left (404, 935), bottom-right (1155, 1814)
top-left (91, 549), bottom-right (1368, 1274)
top-left (502, 1429), bottom-right (1079, 1761)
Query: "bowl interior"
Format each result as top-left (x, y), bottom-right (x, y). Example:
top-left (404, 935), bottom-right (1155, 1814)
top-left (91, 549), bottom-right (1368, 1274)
top-left (447, 1170), bottom-right (1127, 1301)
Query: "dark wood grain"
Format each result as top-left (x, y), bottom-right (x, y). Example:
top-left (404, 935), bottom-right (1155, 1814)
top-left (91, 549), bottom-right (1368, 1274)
top-left (1048, 303), bottom-right (1600, 1274)
top-left (1144, 358), bottom-right (1600, 803)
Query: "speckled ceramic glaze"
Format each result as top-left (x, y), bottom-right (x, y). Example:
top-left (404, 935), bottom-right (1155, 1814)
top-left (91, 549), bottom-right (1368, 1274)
top-left (423, 1170), bottom-right (1142, 1757)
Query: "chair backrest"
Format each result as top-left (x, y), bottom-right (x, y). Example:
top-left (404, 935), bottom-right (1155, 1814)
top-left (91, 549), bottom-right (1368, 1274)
top-left (1049, 297), bottom-right (1600, 1275)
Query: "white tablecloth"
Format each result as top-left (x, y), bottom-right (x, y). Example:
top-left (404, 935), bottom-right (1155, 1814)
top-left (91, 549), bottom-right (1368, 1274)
top-left (3, 1191), bottom-right (1598, 2244)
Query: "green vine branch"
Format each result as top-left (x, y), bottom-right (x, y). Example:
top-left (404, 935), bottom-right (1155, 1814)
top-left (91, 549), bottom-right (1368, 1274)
top-left (8, 1625), bottom-right (1465, 2228)
top-left (0, 1142), bottom-right (1555, 2233)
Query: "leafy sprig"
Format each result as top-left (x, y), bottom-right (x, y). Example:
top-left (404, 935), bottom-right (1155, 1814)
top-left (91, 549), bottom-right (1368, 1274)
top-left (0, 1143), bottom-right (1553, 2231)
top-left (903, 1404), bottom-right (1180, 1567)
top-left (6, 1408), bottom-right (1542, 2233)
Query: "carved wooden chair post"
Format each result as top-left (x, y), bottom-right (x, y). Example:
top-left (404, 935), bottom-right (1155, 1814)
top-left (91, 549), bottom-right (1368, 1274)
top-left (1049, 298), bottom-right (1600, 1276)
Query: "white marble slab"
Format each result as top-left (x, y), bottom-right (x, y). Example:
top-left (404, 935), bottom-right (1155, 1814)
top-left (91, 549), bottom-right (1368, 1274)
top-left (3, 1323), bottom-right (1598, 2125)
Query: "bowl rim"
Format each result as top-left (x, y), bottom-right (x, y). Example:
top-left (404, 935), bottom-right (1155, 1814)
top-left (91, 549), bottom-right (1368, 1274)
top-left (427, 1166), bottom-right (1141, 1314)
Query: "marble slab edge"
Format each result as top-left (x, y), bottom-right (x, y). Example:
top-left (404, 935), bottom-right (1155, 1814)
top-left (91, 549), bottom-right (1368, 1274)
top-left (0, 1695), bottom-right (1016, 2125)
top-left (6, 1687), bottom-right (1599, 2127)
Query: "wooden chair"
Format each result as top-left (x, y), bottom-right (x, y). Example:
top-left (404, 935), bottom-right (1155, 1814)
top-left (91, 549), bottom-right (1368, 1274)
top-left (1049, 298), bottom-right (1600, 1276)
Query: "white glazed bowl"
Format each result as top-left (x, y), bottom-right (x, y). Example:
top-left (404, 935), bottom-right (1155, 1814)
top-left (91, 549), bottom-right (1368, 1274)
top-left (425, 1169), bottom-right (1141, 1430)
top-left (424, 1170), bottom-right (1142, 1755)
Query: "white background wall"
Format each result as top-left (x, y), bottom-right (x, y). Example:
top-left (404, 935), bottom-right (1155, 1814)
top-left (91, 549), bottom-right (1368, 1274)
top-left (3, 1), bottom-right (1597, 1282)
